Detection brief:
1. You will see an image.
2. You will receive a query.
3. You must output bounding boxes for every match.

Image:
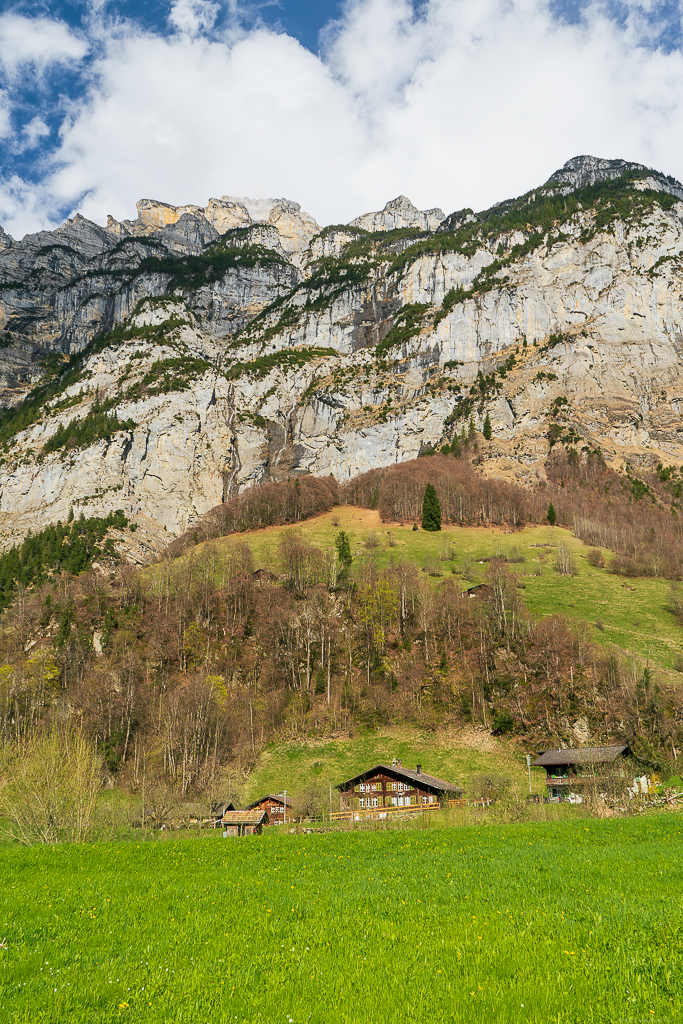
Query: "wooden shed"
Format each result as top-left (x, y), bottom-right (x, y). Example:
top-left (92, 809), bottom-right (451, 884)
top-left (245, 793), bottom-right (295, 825)
top-left (220, 809), bottom-right (269, 836)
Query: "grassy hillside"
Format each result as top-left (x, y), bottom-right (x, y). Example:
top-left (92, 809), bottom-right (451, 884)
top-left (176, 507), bottom-right (683, 672)
top-left (241, 726), bottom-right (545, 808)
top-left (2, 814), bottom-right (681, 1023)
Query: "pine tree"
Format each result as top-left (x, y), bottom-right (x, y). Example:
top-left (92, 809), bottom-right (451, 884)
top-left (468, 418), bottom-right (476, 441)
top-left (547, 502), bottom-right (557, 526)
top-left (334, 530), bottom-right (353, 581)
top-left (483, 413), bottom-right (492, 440)
top-left (421, 483), bottom-right (442, 532)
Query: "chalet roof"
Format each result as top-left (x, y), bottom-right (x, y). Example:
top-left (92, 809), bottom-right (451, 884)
top-left (245, 794), bottom-right (296, 810)
top-left (336, 764), bottom-right (463, 795)
top-left (211, 801), bottom-right (235, 815)
top-left (532, 745), bottom-right (630, 767)
top-left (220, 810), bottom-right (269, 825)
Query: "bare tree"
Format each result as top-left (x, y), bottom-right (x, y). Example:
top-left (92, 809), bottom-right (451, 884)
top-left (0, 727), bottom-right (103, 844)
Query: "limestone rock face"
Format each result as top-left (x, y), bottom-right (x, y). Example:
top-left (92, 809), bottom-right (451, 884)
top-left (349, 196), bottom-right (445, 233)
top-left (546, 154), bottom-right (683, 201)
top-left (3, 156), bottom-right (683, 558)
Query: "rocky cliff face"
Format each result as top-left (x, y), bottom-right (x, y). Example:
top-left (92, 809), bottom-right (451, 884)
top-left (2, 156), bottom-right (683, 555)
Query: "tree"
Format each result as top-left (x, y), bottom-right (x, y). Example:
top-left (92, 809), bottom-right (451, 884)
top-left (468, 418), bottom-right (476, 442)
top-left (547, 502), bottom-right (557, 526)
top-left (421, 483), bottom-right (442, 532)
top-left (334, 530), bottom-right (353, 582)
top-left (0, 727), bottom-right (103, 845)
top-left (483, 413), bottom-right (492, 440)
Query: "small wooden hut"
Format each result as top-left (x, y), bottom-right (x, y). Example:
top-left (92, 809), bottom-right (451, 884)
top-left (219, 809), bottom-right (269, 836)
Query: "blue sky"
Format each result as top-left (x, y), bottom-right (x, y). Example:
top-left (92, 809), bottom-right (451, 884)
top-left (1, 1), bottom-right (683, 237)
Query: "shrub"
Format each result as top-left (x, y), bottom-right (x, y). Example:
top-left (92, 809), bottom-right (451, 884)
top-left (0, 727), bottom-right (103, 845)
top-left (587, 548), bottom-right (606, 568)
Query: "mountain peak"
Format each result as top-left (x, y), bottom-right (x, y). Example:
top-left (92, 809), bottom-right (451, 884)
top-left (546, 154), bottom-right (683, 200)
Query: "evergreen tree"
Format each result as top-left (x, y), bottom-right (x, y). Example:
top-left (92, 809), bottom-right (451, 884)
top-left (468, 418), bottom-right (476, 441)
top-left (421, 483), bottom-right (442, 532)
top-left (547, 502), bottom-right (557, 526)
top-left (483, 413), bottom-right (492, 440)
top-left (334, 530), bottom-right (353, 581)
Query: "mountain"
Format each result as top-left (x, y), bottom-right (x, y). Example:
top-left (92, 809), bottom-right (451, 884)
top-left (1, 156), bottom-right (683, 556)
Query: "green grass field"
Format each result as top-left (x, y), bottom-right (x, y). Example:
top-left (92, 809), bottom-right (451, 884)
top-left (173, 508), bottom-right (683, 672)
top-left (2, 814), bottom-right (682, 1023)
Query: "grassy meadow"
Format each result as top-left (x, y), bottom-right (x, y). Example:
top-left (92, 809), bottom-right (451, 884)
top-left (1, 814), bottom-right (682, 1023)
top-left (168, 507), bottom-right (683, 672)
top-left (242, 726), bottom-right (546, 808)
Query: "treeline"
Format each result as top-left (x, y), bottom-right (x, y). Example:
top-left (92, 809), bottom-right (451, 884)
top-left (167, 476), bottom-right (341, 557)
top-left (544, 451), bottom-right (683, 579)
top-left (0, 510), bottom-right (128, 611)
top-left (346, 456), bottom-right (536, 527)
top-left (0, 532), bottom-right (677, 804)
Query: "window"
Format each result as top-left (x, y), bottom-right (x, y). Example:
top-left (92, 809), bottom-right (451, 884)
top-left (372, 798), bottom-right (378, 807)
top-left (398, 796), bottom-right (404, 806)
top-left (422, 796), bottom-right (428, 804)
top-left (391, 782), bottom-right (397, 791)
top-left (405, 796), bottom-right (411, 805)
top-left (360, 783), bottom-right (365, 793)
top-left (429, 795), bottom-right (434, 804)
top-left (359, 798), bottom-right (365, 808)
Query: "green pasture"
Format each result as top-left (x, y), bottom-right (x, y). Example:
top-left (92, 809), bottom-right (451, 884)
top-left (244, 727), bottom-right (545, 808)
top-left (2, 814), bottom-right (682, 1023)
top-left (176, 508), bottom-right (683, 672)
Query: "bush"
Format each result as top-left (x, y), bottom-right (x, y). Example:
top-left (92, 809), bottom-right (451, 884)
top-left (587, 547), bottom-right (606, 568)
top-left (0, 728), bottom-right (103, 845)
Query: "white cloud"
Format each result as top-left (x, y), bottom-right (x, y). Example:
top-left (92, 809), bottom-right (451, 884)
top-left (20, 117), bottom-right (50, 150)
top-left (169, 0), bottom-right (220, 37)
top-left (2, 1), bottom-right (683, 237)
top-left (0, 14), bottom-right (87, 79)
top-left (0, 90), bottom-right (11, 139)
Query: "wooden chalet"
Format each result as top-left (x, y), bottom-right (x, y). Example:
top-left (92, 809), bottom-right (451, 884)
top-left (245, 793), bottom-right (295, 825)
top-left (335, 760), bottom-right (463, 819)
top-left (532, 744), bottom-right (631, 801)
top-left (220, 809), bottom-right (269, 836)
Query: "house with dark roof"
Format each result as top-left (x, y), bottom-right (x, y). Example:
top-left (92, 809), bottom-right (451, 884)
top-left (246, 793), bottom-right (296, 825)
top-left (335, 760), bottom-right (463, 817)
top-left (532, 744), bottom-right (631, 801)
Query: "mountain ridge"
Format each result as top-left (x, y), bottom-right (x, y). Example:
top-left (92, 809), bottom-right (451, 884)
top-left (2, 155), bottom-right (683, 558)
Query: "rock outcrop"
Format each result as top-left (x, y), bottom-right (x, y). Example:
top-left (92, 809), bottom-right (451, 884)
top-left (349, 195), bottom-right (445, 233)
top-left (2, 156), bottom-right (683, 556)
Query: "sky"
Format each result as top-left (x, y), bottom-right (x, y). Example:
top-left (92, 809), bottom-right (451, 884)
top-left (1, 0), bottom-right (683, 238)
